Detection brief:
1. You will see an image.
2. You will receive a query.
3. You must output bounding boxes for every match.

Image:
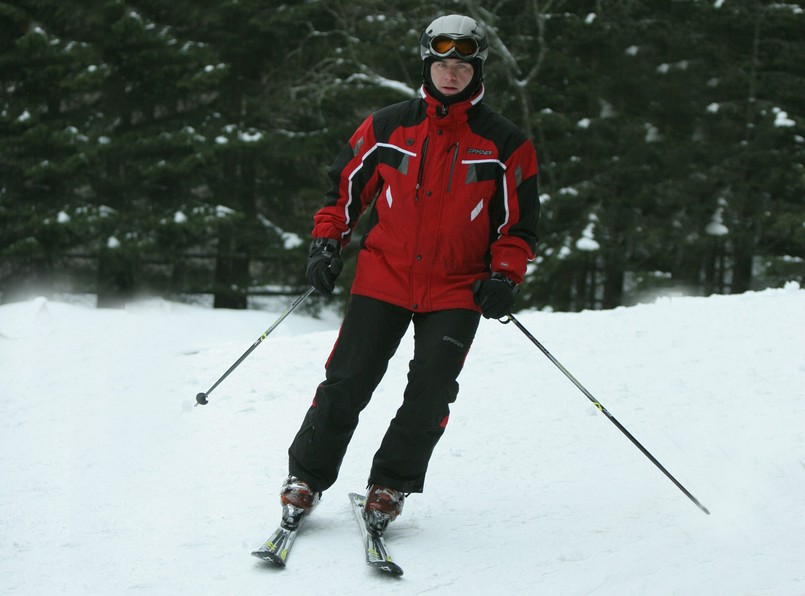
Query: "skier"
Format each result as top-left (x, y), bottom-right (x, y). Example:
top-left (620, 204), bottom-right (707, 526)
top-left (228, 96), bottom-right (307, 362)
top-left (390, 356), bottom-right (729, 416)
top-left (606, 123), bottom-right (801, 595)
top-left (281, 14), bottom-right (539, 533)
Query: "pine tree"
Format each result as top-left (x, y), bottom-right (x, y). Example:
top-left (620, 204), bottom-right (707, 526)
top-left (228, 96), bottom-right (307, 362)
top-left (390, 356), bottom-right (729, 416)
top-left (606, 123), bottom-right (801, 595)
top-left (2, 1), bottom-right (800, 309)
top-left (0, 1), bottom-right (104, 302)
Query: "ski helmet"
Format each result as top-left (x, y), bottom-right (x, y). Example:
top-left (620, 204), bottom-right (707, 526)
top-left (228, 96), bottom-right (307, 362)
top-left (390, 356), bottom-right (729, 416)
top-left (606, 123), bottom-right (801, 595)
top-left (420, 15), bottom-right (489, 62)
top-left (420, 15), bottom-right (488, 105)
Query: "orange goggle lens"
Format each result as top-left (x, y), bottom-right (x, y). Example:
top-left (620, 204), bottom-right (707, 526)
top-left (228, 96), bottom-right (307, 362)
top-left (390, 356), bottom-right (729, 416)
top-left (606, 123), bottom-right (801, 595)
top-left (430, 36), bottom-right (479, 59)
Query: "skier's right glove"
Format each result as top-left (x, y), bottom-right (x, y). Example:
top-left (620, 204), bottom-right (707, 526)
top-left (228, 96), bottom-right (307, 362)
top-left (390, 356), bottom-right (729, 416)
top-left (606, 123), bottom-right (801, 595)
top-left (306, 237), bottom-right (343, 295)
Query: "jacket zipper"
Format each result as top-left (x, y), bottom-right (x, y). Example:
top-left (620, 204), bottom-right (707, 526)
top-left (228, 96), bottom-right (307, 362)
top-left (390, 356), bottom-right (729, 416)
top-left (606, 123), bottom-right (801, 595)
top-left (412, 136), bottom-right (431, 308)
top-left (447, 142), bottom-right (459, 194)
top-left (415, 136), bottom-right (429, 201)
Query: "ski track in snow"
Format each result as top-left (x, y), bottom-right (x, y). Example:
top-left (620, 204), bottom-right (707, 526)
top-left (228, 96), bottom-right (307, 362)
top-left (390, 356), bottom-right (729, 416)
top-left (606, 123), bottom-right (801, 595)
top-left (1, 284), bottom-right (803, 595)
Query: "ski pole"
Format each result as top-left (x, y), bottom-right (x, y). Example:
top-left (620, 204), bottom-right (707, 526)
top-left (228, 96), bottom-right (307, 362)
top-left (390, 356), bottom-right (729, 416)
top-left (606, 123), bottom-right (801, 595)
top-left (503, 314), bottom-right (710, 515)
top-left (195, 286), bottom-right (316, 406)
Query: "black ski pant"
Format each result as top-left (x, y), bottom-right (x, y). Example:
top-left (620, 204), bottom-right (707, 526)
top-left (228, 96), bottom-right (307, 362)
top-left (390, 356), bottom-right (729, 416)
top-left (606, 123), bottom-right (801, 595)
top-left (288, 294), bottom-right (481, 494)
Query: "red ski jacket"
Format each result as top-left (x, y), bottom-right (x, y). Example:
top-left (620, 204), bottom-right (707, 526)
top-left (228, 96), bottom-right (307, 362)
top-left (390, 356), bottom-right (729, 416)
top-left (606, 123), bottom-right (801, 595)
top-left (312, 86), bottom-right (539, 313)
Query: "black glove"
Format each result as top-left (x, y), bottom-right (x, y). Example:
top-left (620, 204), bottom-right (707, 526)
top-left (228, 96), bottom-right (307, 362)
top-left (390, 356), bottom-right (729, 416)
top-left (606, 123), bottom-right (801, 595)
top-left (306, 238), bottom-right (343, 295)
top-left (473, 272), bottom-right (518, 319)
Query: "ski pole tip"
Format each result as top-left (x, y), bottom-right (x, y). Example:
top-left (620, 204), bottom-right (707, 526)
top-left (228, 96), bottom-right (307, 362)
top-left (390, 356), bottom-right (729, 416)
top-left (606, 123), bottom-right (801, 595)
top-left (195, 392), bottom-right (209, 406)
top-left (692, 498), bottom-right (710, 515)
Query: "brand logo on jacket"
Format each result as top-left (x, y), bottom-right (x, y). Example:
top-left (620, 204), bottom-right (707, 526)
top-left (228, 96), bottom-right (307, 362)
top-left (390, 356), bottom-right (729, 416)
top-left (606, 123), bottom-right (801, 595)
top-left (467, 148), bottom-right (494, 156)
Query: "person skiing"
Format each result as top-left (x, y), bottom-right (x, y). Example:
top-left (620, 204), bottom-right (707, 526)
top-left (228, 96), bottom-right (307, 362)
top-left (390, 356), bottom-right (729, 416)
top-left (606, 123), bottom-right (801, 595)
top-left (280, 14), bottom-right (540, 533)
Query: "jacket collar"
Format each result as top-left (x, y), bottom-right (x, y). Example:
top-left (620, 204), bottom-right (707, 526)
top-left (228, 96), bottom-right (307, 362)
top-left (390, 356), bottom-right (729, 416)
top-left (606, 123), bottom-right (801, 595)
top-left (420, 84), bottom-right (485, 123)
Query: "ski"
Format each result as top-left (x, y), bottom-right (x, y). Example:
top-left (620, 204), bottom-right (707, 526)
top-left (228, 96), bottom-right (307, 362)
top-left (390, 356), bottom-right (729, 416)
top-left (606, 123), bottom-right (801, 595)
top-left (348, 492), bottom-right (404, 576)
top-left (251, 504), bottom-right (306, 566)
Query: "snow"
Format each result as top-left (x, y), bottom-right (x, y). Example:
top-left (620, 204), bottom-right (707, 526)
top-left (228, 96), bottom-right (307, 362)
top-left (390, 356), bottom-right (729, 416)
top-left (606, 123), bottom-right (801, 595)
top-left (1, 283), bottom-right (804, 595)
top-left (215, 205), bottom-right (234, 218)
top-left (575, 237), bottom-right (600, 251)
top-left (344, 73), bottom-right (417, 97)
top-left (706, 205), bottom-right (729, 237)
top-left (237, 131), bottom-right (263, 143)
top-left (773, 108), bottom-right (796, 128)
top-left (577, 220), bottom-right (600, 251)
top-left (645, 123), bottom-right (661, 143)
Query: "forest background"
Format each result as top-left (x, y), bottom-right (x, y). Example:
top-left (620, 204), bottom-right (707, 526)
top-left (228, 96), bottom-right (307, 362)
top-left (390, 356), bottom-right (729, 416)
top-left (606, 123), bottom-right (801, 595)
top-left (1, 0), bottom-right (803, 311)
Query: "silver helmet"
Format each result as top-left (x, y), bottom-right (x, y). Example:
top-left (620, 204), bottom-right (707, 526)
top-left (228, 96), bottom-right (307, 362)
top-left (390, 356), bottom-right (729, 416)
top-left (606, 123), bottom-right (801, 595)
top-left (419, 14), bottom-right (489, 62)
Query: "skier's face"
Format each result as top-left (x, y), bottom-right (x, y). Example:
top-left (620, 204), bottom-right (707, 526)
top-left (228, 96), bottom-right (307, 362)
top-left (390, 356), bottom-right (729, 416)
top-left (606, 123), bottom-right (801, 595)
top-left (429, 59), bottom-right (474, 96)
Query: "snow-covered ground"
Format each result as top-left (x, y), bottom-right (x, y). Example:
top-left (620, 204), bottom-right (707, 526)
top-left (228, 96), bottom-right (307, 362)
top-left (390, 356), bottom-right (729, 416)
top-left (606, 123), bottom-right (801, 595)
top-left (1, 283), bottom-right (803, 595)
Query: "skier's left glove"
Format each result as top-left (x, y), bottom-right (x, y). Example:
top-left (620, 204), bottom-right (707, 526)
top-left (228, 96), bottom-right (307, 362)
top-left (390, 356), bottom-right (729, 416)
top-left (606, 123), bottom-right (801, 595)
top-left (473, 272), bottom-right (518, 319)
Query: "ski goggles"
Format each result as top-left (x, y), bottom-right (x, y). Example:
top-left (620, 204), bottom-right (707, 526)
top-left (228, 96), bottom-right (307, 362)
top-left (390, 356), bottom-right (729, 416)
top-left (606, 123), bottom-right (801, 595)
top-left (429, 35), bottom-right (481, 59)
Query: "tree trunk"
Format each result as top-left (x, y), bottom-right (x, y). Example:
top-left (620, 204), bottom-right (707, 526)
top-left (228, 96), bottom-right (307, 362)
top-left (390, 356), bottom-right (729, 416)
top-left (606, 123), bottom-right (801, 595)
top-left (602, 261), bottom-right (624, 310)
top-left (731, 245), bottom-right (753, 294)
top-left (213, 225), bottom-right (249, 309)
